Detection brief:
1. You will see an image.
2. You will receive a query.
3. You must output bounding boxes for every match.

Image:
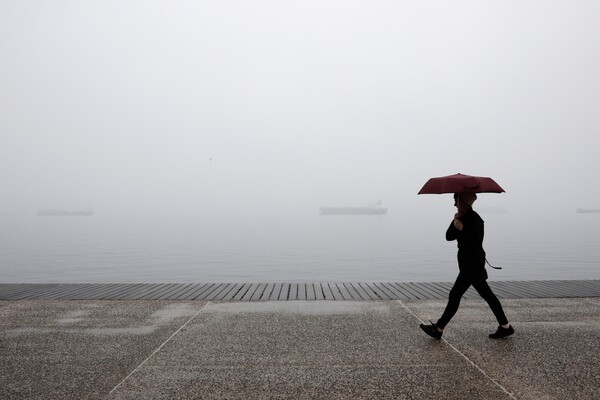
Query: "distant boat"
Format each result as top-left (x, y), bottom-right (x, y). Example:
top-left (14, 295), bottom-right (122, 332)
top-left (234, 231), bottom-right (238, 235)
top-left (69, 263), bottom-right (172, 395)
top-left (37, 209), bottom-right (94, 216)
top-left (576, 208), bottom-right (600, 214)
top-left (319, 203), bottom-right (388, 215)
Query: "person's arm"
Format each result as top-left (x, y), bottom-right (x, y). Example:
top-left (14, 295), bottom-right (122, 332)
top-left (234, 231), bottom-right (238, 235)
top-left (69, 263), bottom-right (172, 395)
top-left (446, 220), bottom-right (459, 241)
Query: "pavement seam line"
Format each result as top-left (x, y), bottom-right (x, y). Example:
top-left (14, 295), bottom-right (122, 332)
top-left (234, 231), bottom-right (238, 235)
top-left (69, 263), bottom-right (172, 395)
top-left (107, 301), bottom-right (211, 397)
top-left (396, 300), bottom-right (518, 400)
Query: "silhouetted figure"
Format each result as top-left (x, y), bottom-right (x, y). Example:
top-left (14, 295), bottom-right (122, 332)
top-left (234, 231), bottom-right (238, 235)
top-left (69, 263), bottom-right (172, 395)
top-left (420, 192), bottom-right (514, 339)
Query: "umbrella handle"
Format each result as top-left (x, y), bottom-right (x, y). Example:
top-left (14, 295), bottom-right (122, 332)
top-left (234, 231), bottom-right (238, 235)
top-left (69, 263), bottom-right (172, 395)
top-left (486, 258), bottom-right (502, 270)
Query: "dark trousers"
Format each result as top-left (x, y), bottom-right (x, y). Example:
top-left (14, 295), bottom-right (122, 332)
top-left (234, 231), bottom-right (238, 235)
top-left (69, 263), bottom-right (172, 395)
top-left (437, 274), bottom-right (508, 329)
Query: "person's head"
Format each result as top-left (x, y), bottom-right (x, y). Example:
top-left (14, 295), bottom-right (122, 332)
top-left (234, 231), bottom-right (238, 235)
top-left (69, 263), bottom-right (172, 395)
top-left (454, 192), bottom-right (477, 213)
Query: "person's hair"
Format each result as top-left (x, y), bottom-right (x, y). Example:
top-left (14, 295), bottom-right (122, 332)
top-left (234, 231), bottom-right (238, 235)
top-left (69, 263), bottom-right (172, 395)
top-left (454, 192), bottom-right (477, 206)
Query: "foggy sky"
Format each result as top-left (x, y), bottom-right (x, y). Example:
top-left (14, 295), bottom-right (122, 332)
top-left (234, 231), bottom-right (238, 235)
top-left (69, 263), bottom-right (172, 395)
top-left (2, 1), bottom-right (599, 218)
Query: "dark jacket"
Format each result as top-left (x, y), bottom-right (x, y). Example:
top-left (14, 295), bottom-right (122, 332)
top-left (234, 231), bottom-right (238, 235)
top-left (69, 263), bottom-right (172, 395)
top-left (446, 208), bottom-right (488, 282)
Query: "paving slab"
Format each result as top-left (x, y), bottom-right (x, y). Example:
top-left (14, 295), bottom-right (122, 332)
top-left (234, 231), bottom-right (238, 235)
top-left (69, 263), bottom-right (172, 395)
top-left (1, 298), bottom-right (599, 399)
top-left (0, 300), bottom-right (207, 400)
top-left (405, 297), bottom-right (600, 400)
top-left (108, 301), bottom-right (512, 399)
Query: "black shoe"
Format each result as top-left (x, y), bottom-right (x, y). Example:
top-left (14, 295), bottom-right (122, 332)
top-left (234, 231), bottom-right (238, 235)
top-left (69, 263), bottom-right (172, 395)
top-left (489, 325), bottom-right (515, 339)
top-left (420, 322), bottom-right (443, 339)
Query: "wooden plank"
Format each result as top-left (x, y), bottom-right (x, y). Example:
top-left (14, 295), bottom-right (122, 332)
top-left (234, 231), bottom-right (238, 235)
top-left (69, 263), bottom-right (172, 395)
top-left (485, 281), bottom-right (518, 299)
top-left (0, 284), bottom-right (32, 299)
top-left (379, 282), bottom-right (410, 300)
top-left (107, 284), bottom-right (163, 300)
top-left (313, 283), bottom-right (325, 300)
top-left (540, 281), bottom-right (585, 297)
top-left (297, 283), bottom-right (307, 300)
top-left (353, 282), bottom-right (375, 300)
top-left (218, 283), bottom-right (243, 301)
top-left (519, 281), bottom-right (569, 298)
top-left (288, 283), bottom-right (298, 300)
top-left (18, 284), bottom-right (80, 300)
top-left (250, 283), bottom-right (267, 301)
top-left (138, 283), bottom-right (180, 300)
top-left (556, 280), bottom-right (600, 296)
top-left (358, 283), bottom-right (385, 300)
top-left (76, 284), bottom-right (121, 299)
top-left (411, 282), bottom-right (446, 299)
top-left (202, 283), bottom-right (230, 300)
top-left (367, 282), bottom-right (394, 300)
top-left (154, 283), bottom-right (194, 300)
top-left (372, 282), bottom-right (398, 300)
top-left (321, 283), bottom-right (334, 300)
top-left (161, 283), bottom-right (193, 299)
top-left (260, 283), bottom-right (275, 301)
top-left (0, 283), bottom-right (18, 293)
top-left (390, 283), bottom-right (421, 300)
top-left (171, 283), bottom-right (206, 300)
top-left (96, 284), bottom-right (144, 299)
top-left (501, 281), bottom-right (553, 298)
top-left (268, 283), bottom-right (283, 300)
top-left (406, 282), bottom-right (440, 300)
top-left (199, 283), bottom-right (227, 300)
top-left (394, 282), bottom-right (423, 300)
top-left (343, 283), bottom-right (366, 300)
top-left (329, 283), bottom-right (345, 300)
top-left (336, 282), bottom-right (358, 300)
top-left (306, 283), bottom-right (316, 300)
top-left (535, 281), bottom-right (581, 297)
top-left (505, 281), bottom-right (556, 298)
top-left (205, 283), bottom-right (234, 301)
top-left (240, 283), bottom-right (259, 301)
top-left (179, 283), bottom-right (213, 300)
top-left (570, 280), bottom-right (600, 289)
top-left (6, 283), bottom-right (47, 299)
top-left (139, 283), bottom-right (180, 299)
top-left (0, 284), bottom-right (27, 300)
top-left (216, 283), bottom-right (244, 301)
top-left (102, 284), bottom-right (155, 299)
top-left (62, 283), bottom-right (112, 299)
top-left (574, 280), bottom-right (600, 294)
top-left (433, 281), bottom-right (453, 295)
top-left (231, 283), bottom-right (252, 301)
top-left (278, 283), bottom-right (291, 300)
top-left (427, 282), bottom-right (451, 298)
top-left (15, 284), bottom-right (72, 300)
top-left (187, 283), bottom-right (214, 300)
top-left (488, 281), bottom-right (534, 298)
top-left (2, 280), bottom-right (600, 301)
top-left (412, 282), bottom-right (446, 300)
top-left (116, 284), bottom-right (164, 300)
top-left (17, 284), bottom-right (69, 299)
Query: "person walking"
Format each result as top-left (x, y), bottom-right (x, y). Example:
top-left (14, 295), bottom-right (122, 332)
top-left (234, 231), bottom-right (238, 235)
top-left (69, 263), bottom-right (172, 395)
top-left (420, 192), bottom-right (514, 339)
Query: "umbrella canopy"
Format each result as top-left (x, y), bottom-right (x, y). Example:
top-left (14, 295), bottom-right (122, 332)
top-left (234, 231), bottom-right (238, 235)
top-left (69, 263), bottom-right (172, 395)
top-left (418, 173), bottom-right (505, 194)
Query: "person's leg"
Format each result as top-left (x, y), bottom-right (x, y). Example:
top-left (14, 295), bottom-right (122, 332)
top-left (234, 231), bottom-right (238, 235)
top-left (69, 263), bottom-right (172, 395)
top-left (472, 280), bottom-right (508, 326)
top-left (436, 274), bottom-right (472, 329)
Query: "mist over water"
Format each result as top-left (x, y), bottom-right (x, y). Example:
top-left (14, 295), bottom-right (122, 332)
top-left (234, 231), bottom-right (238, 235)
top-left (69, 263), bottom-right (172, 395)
top-left (2, 1), bottom-right (600, 283)
top-left (2, 209), bottom-right (599, 283)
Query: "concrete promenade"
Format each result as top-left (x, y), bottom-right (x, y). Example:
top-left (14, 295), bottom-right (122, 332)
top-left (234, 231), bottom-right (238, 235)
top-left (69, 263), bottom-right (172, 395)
top-left (1, 297), bottom-right (599, 399)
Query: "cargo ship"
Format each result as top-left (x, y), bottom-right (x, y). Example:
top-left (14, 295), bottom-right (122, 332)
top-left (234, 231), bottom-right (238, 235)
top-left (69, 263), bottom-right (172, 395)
top-left (576, 208), bottom-right (600, 214)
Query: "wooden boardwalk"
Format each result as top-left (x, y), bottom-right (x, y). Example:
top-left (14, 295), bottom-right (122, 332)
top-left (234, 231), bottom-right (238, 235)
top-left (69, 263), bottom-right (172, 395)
top-left (1, 280), bottom-right (600, 301)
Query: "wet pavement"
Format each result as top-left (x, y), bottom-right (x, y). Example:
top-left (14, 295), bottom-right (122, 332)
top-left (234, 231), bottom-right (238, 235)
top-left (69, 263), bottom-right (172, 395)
top-left (1, 298), bottom-right (599, 399)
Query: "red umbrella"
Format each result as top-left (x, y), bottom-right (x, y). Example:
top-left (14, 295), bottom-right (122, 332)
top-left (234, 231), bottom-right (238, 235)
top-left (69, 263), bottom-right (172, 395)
top-left (418, 173), bottom-right (505, 194)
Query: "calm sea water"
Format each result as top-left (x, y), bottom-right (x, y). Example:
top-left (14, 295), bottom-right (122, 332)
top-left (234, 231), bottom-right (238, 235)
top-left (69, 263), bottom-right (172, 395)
top-left (1, 212), bottom-right (599, 283)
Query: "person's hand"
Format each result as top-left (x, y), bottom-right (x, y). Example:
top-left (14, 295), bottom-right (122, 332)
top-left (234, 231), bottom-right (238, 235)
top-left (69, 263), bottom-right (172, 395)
top-left (453, 217), bottom-right (463, 231)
